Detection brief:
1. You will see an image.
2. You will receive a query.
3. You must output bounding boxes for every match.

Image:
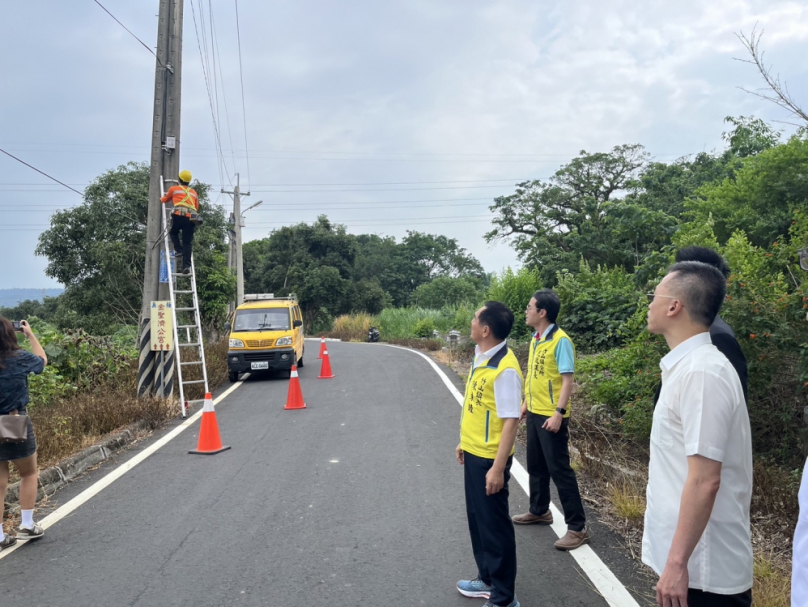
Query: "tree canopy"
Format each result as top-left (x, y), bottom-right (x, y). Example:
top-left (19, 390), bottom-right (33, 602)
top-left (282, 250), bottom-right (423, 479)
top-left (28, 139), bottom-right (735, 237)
top-left (35, 162), bottom-right (234, 333)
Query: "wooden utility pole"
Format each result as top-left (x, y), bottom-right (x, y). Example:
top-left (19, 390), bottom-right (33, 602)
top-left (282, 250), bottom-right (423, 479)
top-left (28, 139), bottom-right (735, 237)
top-left (138, 0), bottom-right (184, 398)
top-left (223, 173), bottom-right (249, 308)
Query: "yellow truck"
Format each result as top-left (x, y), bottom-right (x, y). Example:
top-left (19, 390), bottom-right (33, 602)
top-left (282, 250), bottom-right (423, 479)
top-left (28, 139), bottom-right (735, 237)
top-left (226, 294), bottom-right (305, 382)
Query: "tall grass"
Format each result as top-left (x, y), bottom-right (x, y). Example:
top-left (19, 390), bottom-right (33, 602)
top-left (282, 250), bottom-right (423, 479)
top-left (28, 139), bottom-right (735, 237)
top-left (328, 313), bottom-right (379, 341)
top-left (378, 304), bottom-right (477, 340)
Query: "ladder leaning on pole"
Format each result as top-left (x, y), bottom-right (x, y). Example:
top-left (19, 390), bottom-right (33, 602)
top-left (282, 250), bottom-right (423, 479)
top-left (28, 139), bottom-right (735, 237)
top-left (161, 176), bottom-right (209, 418)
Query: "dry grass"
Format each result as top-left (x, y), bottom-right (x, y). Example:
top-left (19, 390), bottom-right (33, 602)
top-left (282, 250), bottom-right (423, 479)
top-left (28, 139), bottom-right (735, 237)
top-left (386, 338), bottom-right (444, 351)
top-left (25, 338), bottom-right (230, 470)
top-left (607, 480), bottom-right (646, 523)
top-left (325, 313), bottom-right (379, 341)
top-left (753, 553), bottom-right (792, 607)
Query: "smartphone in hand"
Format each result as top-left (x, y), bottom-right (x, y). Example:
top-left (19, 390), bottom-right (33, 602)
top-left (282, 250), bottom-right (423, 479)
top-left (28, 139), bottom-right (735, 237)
top-left (12, 321), bottom-right (23, 333)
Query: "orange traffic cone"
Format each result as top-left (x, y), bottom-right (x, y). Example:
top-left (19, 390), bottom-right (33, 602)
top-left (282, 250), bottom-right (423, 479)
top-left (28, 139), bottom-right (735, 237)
top-left (318, 337), bottom-right (326, 359)
top-left (318, 348), bottom-right (335, 379)
top-left (189, 393), bottom-right (231, 455)
top-left (284, 365), bottom-right (307, 410)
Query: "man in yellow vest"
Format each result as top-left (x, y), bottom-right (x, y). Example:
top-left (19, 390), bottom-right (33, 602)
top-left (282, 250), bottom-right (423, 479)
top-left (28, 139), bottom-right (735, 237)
top-left (161, 170), bottom-right (200, 274)
top-left (512, 290), bottom-right (589, 551)
top-left (456, 301), bottom-right (523, 607)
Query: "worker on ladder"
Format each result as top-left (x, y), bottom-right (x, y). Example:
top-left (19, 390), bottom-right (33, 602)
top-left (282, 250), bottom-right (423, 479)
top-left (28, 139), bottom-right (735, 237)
top-left (161, 170), bottom-right (200, 274)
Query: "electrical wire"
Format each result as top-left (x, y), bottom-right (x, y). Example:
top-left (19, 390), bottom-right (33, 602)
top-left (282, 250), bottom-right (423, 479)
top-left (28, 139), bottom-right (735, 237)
top-left (234, 0), bottom-right (251, 189)
top-left (0, 148), bottom-right (83, 196)
top-left (90, 0), bottom-right (169, 70)
top-left (189, 0), bottom-right (230, 187)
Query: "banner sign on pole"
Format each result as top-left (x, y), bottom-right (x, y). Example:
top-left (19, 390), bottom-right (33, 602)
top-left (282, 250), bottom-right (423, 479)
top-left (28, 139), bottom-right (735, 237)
top-left (159, 251), bottom-right (176, 283)
top-left (150, 301), bottom-right (174, 351)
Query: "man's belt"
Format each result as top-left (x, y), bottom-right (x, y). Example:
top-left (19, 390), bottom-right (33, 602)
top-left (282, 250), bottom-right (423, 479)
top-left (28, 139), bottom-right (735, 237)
top-left (173, 207), bottom-right (204, 226)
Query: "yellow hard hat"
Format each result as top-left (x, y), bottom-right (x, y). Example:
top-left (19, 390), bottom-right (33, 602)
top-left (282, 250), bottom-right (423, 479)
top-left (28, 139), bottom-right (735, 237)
top-left (179, 170), bottom-right (193, 183)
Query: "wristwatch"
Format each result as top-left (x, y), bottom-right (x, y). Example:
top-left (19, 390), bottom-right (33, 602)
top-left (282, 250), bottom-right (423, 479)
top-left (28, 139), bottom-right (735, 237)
top-left (555, 407), bottom-right (567, 416)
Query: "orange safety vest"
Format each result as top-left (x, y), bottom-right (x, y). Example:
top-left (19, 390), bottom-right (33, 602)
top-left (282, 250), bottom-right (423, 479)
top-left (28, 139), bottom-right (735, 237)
top-left (161, 185), bottom-right (199, 215)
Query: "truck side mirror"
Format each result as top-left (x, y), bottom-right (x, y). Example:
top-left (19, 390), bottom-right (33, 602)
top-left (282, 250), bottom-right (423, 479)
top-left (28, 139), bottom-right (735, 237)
top-left (293, 319), bottom-right (303, 328)
top-left (224, 322), bottom-right (232, 332)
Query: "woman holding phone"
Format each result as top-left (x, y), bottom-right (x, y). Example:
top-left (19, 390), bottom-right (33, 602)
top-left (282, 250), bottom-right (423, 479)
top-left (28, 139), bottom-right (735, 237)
top-left (0, 318), bottom-right (47, 550)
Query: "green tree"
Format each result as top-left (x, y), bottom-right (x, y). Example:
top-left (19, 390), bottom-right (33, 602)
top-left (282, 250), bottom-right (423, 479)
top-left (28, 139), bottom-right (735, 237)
top-left (683, 136), bottom-right (808, 249)
top-left (244, 216), bottom-right (357, 328)
top-left (722, 115), bottom-right (781, 157)
top-left (412, 276), bottom-right (482, 309)
top-left (486, 144), bottom-right (651, 283)
top-left (35, 162), bottom-right (234, 333)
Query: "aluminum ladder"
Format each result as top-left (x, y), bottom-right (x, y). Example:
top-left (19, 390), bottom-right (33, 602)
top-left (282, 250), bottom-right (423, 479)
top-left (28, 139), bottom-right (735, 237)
top-left (161, 177), bottom-right (209, 418)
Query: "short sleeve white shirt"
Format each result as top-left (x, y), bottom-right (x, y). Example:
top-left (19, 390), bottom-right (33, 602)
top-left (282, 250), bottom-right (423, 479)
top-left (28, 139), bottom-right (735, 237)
top-left (473, 341), bottom-right (523, 419)
top-left (642, 332), bottom-right (753, 594)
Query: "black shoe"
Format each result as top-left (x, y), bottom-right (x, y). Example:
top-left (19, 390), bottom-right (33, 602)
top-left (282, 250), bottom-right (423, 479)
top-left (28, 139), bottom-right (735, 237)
top-left (182, 266), bottom-right (192, 275)
top-left (16, 523), bottom-right (44, 541)
top-left (1, 534), bottom-right (17, 550)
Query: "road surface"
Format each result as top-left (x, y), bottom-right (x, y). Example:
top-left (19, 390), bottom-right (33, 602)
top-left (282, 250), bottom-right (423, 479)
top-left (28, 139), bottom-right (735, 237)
top-left (0, 341), bottom-right (649, 606)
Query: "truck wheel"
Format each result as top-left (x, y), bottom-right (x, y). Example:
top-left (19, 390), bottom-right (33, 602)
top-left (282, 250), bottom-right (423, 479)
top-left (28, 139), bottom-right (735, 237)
top-left (228, 371), bottom-right (239, 383)
top-left (298, 354), bottom-right (304, 368)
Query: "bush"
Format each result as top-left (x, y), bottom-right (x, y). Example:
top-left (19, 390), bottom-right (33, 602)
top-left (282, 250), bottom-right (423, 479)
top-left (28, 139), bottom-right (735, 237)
top-left (413, 317), bottom-right (437, 338)
top-left (555, 260), bottom-right (642, 353)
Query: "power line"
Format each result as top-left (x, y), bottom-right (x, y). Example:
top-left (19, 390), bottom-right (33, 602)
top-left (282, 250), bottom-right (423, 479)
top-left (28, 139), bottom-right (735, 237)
top-left (0, 148), bottom-right (83, 196)
top-left (234, 0), bottom-right (251, 188)
top-left (0, 178), bottom-right (530, 187)
top-left (91, 0), bottom-right (168, 70)
top-left (189, 0), bottom-right (230, 187)
top-left (0, 216), bottom-right (496, 232)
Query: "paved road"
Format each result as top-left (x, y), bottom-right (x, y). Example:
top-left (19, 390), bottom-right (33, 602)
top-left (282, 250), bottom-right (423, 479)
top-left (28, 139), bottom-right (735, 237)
top-left (0, 341), bottom-right (646, 606)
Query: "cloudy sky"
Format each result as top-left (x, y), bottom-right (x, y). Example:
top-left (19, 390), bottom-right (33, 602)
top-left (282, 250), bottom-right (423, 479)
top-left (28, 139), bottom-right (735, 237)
top-left (1, 0), bottom-right (807, 290)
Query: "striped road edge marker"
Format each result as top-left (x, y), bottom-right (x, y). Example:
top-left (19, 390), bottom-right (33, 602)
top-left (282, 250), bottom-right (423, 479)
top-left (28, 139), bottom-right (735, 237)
top-left (383, 343), bottom-right (641, 607)
top-left (0, 378), bottom-right (246, 561)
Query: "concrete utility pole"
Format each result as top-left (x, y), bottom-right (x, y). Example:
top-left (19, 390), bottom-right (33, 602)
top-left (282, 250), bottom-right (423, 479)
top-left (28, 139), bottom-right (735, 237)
top-left (222, 173), bottom-right (250, 308)
top-left (138, 0), bottom-right (183, 399)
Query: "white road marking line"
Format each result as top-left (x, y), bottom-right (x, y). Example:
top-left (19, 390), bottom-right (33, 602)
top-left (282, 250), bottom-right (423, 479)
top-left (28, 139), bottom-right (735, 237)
top-left (0, 379), bottom-right (246, 561)
top-left (384, 343), bottom-right (640, 607)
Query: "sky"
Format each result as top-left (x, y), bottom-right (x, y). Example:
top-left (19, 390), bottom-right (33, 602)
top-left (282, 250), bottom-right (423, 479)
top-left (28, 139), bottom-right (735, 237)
top-left (1, 0), bottom-right (807, 290)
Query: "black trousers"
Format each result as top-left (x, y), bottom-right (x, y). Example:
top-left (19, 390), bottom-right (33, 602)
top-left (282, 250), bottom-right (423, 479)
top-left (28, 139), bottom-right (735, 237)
top-left (526, 412), bottom-right (586, 531)
top-left (170, 214), bottom-right (196, 270)
top-left (688, 588), bottom-right (752, 606)
top-left (464, 452), bottom-right (516, 607)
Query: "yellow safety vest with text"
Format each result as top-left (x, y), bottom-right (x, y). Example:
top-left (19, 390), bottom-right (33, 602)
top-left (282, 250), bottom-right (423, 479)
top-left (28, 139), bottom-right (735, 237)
top-left (525, 325), bottom-right (575, 417)
top-left (460, 344), bottom-right (523, 459)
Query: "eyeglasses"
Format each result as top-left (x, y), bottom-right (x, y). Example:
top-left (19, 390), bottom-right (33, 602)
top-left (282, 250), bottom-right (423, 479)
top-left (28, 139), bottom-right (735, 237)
top-left (525, 305), bottom-right (543, 312)
top-left (646, 292), bottom-right (679, 304)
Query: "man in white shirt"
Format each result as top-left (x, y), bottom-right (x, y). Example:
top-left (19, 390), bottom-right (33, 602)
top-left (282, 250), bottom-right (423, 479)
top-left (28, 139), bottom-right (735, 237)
top-left (643, 261), bottom-right (753, 607)
top-left (456, 301), bottom-right (524, 607)
top-left (794, 459), bottom-right (807, 607)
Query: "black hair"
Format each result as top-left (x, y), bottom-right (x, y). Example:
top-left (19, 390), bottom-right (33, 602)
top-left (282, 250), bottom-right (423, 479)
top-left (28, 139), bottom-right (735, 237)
top-left (532, 289), bottom-right (561, 323)
top-left (675, 246), bottom-right (731, 279)
top-left (667, 261), bottom-right (727, 327)
top-left (179, 179), bottom-right (190, 186)
top-left (479, 301), bottom-right (515, 340)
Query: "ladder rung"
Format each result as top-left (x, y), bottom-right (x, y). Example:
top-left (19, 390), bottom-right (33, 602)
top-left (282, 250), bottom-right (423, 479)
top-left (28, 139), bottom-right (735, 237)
top-left (171, 272), bottom-right (193, 277)
top-left (182, 380), bottom-right (206, 385)
top-left (175, 290), bottom-right (193, 294)
top-left (178, 342), bottom-right (200, 347)
top-left (180, 361), bottom-right (203, 366)
top-left (176, 307), bottom-right (196, 312)
top-left (178, 324), bottom-right (198, 329)
top-left (185, 399), bottom-right (206, 404)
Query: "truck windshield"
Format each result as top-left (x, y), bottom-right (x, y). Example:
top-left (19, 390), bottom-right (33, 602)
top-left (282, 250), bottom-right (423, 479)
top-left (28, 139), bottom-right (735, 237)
top-left (233, 309), bottom-right (291, 332)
